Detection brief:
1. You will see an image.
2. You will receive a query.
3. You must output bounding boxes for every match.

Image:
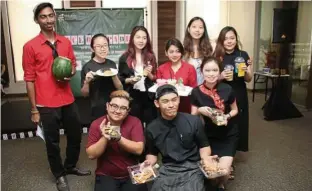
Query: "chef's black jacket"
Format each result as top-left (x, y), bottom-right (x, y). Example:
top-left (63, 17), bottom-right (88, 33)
top-left (145, 112), bottom-right (210, 164)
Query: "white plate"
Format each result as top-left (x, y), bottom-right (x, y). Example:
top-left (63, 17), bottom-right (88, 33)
top-left (148, 84), bottom-right (193, 97)
top-left (93, 68), bottom-right (118, 77)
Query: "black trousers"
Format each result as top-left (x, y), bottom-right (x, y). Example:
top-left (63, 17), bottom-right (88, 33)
top-left (94, 175), bottom-right (147, 191)
top-left (91, 104), bottom-right (107, 122)
top-left (38, 103), bottom-right (82, 178)
top-left (129, 90), bottom-right (157, 126)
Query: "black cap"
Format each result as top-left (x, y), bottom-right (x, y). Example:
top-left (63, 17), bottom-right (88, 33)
top-left (155, 84), bottom-right (178, 100)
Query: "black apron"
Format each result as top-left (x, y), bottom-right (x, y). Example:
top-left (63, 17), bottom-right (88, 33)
top-left (151, 161), bottom-right (205, 191)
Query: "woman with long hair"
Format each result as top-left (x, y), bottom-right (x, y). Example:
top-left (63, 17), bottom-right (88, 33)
top-left (190, 56), bottom-right (239, 191)
top-left (81, 33), bottom-right (123, 121)
top-left (156, 38), bottom-right (197, 113)
top-left (214, 26), bottom-right (253, 175)
top-left (118, 26), bottom-right (157, 126)
top-left (183, 17), bottom-right (213, 85)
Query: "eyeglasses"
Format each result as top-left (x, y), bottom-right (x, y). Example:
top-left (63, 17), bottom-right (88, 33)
top-left (109, 103), bottom-right (129, 112)
top-left (94, 44), bottom-right (109, 50)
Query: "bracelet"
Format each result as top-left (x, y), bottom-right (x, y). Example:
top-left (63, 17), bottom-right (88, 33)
top-left (31, 110), bottom-right (39, 114)
top-left (226, 113), bottom-right (231, 119)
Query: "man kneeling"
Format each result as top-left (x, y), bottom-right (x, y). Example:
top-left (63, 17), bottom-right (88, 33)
top-left (144, 84), bottom-right (217, 191)
top-left (86, 90), bottom-right (146, 191)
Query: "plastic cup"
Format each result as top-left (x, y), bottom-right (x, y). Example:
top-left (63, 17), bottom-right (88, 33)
top-left (234, 57), bottom-right (246, 77)
top-left (224, 65), bottom-right (234, 81)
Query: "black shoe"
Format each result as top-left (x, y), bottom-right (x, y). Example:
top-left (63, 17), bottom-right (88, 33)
top-left (56, 176), bottom-right (70, 191)
top-left (65, 167), bottom-right (91, 176)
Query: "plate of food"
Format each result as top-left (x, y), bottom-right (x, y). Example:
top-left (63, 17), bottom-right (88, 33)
top-left (198, 159), bottom-right (227, 179)
top-left (92, 68), bottom-right (118, 77)
top-left (128, 163), bottom-right (158, 184)
top-left (148, 83), bottom-right (193, 97)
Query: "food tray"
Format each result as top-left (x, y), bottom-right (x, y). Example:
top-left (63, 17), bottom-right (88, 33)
top-left (128, 163), bottom-right (158, 184)
top-left (148, 84), bottom-right (193, 97)
top-left (198, 160), bottom-right (228, 179)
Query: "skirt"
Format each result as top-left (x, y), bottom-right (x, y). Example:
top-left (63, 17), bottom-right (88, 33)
top-left (151, 161), bottom-right (205, 191)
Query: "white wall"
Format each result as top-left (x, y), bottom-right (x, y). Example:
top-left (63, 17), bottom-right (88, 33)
top-left (175, 1), bottom-right (186, 41)
top-left (185, 0), bottom-right (229, 48)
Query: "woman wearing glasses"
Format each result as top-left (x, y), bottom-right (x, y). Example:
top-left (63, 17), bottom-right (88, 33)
top-left (118, 26), bottom-right (157, 126)
top-left (81, 33), bottom-right (123, 121)
top-left (156, 38), bottom-right (197, 113)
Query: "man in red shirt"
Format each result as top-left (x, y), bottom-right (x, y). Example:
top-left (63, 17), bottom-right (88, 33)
top-left (22, 3), bottom-right (90, 191)
top-left (86, 90), bottom-right (146, 191)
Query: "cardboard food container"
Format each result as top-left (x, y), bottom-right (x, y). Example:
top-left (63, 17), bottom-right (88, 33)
top-left (128, 163), bottom-right (158, 184)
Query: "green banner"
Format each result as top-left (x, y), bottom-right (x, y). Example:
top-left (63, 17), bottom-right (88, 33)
top-left (55, 9), bottom-right (144, 97)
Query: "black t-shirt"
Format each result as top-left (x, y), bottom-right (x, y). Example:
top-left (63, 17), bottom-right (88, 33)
top-left (81, 59), bottom-right (117, 109)
top-left (145, 112), bottom-right (210, 164)
top-left (222, 49), bottom-right (250, 90)
top-left (190, 83), bottom-right (237, 138)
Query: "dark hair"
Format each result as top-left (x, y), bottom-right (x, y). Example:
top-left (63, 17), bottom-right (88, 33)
top-left (33, 2), bottom-right (54, 20)
top-left (90, 33), bottom-right (110, 58)
top-left (214, 26), bottom-right (242, 59)
top-left (124, 26), bottom-right (156, 73)
top-left (165, 38), bottom-right (184, 56)
top-left (183, 17), bottom-right (213, 59)
top-left (200, 56), bottom-right (222, 72)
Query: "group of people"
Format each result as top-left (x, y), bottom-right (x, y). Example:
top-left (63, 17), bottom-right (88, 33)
top-left (22, 2), bottom-right (252, 191)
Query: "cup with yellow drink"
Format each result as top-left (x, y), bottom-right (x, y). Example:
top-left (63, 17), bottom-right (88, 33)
top-left (234, 57), bottom-right (246, 77)
top-left (224, 65), bottom-right (234, 81)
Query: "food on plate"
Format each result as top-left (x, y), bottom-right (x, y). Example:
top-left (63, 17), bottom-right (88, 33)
top-left (103, 70), bottom-right (114, 76)
top-left (133, 75), bottom-right (142, 81)
top-left (167, 79), bottom-right (177, 86)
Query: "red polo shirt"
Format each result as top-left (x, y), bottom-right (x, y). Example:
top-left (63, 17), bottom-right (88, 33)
top-left (156, 61), bottom-right (197, 113)
top-left (22, 32), bottom-right (76, 107)
top-left (86, 115), bottom-right (144, 179)
top-left (156, 61), bottom-right (197, 87)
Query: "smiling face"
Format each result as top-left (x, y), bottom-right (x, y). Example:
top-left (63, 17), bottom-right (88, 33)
top-left (133, 30), bottom-right (147, 51)
top-left (165, 45), bottom-right (182, 63)
top-left (35, 7), bottom-right (56, 32)
top-left (106, 97), bottom-right (130, 123)
top-left (223, 30), bottom-right (237, 52)
top-left (92, 36), bottom-right (109, 59)
top-left (202, 60), bottom-right (220, 84)
top-left (188, 19), bottom-right (205, 40)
